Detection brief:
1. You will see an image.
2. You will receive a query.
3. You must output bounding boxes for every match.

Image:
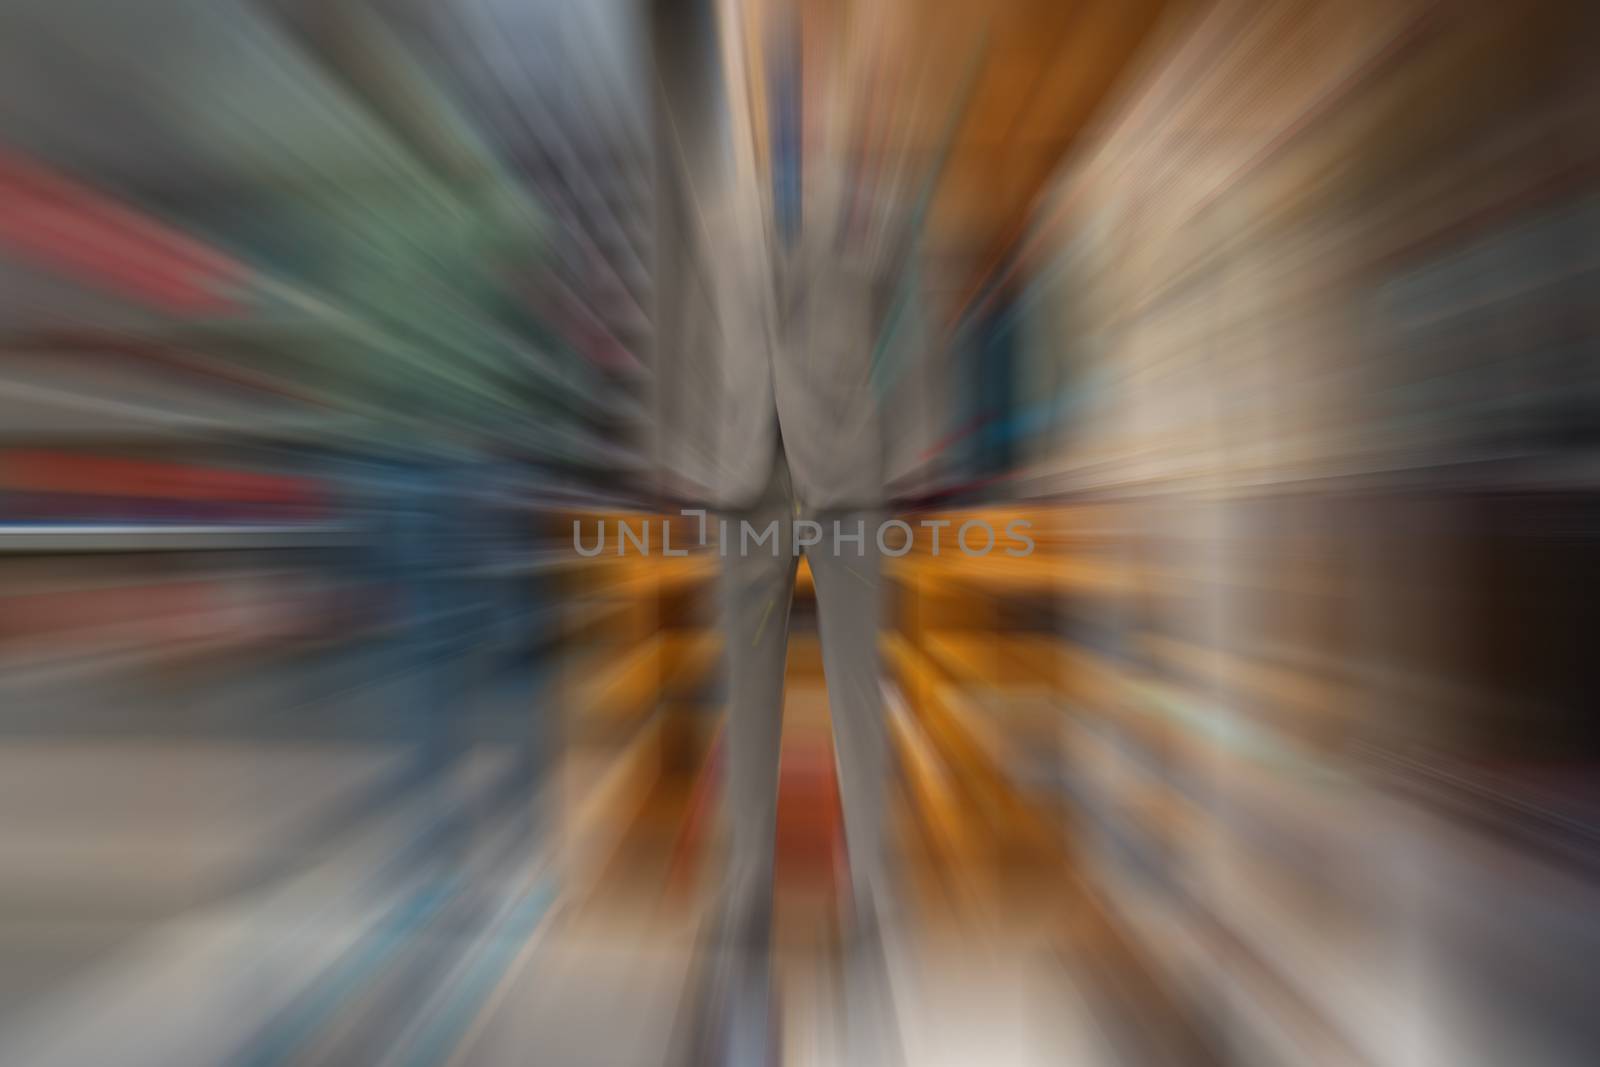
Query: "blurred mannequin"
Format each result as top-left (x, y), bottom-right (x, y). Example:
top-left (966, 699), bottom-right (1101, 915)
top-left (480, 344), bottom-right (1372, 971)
top-left (653, 1), bottom-right (925, 1063)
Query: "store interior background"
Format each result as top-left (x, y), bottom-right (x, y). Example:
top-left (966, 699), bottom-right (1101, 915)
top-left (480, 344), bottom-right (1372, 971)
top-left (1, 0), bottom-right (1598, 1064)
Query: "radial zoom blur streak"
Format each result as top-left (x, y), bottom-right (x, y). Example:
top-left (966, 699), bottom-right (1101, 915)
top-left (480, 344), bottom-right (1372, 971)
top-left (1, 1), bottom-right (1598, 1065)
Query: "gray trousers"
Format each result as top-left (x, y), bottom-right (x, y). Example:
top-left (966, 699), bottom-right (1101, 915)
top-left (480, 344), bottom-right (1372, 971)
top-left (691, 447), bottom-right (899, 1065)
top-left (718, 444), bottom-right (889, 933)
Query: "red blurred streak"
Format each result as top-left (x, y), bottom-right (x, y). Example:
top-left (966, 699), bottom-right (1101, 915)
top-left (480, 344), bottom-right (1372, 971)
top-left (0, 152), bottom-right (247, 314)
top-left (0, 580), bottom-right (216, 637)
top-left (0, 450), bottom-right (326, 513)
top-left (774, 735), bottom-right (843, 887)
